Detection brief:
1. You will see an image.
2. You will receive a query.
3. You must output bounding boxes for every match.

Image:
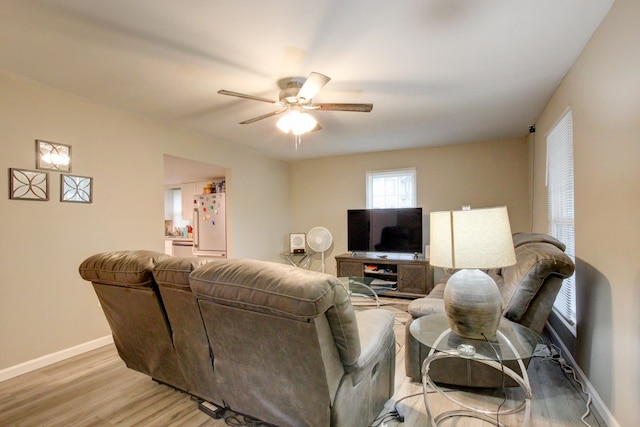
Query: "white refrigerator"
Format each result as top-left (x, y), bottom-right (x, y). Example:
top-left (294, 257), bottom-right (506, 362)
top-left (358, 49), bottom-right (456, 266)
top-left (193, 193), bottom-right (227, 257)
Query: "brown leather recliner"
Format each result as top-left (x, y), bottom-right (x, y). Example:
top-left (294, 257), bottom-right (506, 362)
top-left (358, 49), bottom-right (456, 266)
top-left (405, 233), bottom-right (575, 386)
top-left (78, 250), bottom-right (187, 390)
top-left (190, 258), bottom-right (396, 427)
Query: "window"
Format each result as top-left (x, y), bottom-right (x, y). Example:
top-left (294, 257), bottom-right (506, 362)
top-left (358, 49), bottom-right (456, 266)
top-left (546, 108), bottom-right (576, 335)
top-left (366, 168), bottom-right (416, 208)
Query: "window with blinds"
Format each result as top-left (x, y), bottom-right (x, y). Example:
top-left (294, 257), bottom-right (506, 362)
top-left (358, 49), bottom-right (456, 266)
top-left (366, 169), bottom-right (416, 208)
top-left (546, 108), bottom-right (577, 336)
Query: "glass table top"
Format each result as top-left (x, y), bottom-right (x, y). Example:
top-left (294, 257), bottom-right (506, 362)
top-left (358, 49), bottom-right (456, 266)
top-left (410, 313), bottom-right (541, 362)
top-left (338, 276), bottom-right (397, 298)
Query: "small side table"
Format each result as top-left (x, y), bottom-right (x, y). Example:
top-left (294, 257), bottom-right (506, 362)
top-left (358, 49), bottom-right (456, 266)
top-left (282, 252), bottom-right (311, 269)
top-left (338, 277), bottom-right (397, 308)
top-left (409, 313), bottom-right (540, 426)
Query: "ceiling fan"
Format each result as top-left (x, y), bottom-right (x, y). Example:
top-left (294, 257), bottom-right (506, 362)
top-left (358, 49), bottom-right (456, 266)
top-left (218, 72), bottom-right (373, 148)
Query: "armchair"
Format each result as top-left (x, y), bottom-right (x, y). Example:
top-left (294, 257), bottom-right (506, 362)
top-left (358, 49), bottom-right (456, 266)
top-left (405, 233), bottom-right (575, 386)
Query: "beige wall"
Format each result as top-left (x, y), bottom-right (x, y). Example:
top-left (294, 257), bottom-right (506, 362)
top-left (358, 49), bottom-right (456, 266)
top-left (531, 0), bottom-right (639, 425)
top-left (4, 2), bottom-right (635, 422)
top-left (290, 138), bottom-right (530, 275)
top-left (0, 73), bottom-right (291, 370)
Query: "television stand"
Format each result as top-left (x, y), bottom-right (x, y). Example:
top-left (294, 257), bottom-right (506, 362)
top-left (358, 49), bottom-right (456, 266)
top-left (336, 252), bottom-right (433, 298)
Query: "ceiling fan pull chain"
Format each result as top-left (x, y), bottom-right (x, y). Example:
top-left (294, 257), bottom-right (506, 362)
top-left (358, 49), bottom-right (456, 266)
top-left (294, 134), bottom-right (302, 149)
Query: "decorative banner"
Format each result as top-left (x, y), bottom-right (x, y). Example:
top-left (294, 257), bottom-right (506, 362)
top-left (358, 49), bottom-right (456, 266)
top-left (61, 174), bottom-right (93, 203)
top-left (9, 168), bottom-right (49, 201)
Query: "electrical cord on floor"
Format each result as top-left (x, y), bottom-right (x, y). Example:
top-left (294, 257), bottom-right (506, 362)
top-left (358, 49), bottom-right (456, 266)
top-left (206, 402), bottom-right (275, 427)
top-left (370, 392), bottom-right (422, 426)
top-left (223, 413), bottom-right (268, 427)
top-left (482, 332), bottom-right (507, 427)
top-left (535, 343), bottom-right (596, 427)
top-left (370, 412), bottom-right (402, 427)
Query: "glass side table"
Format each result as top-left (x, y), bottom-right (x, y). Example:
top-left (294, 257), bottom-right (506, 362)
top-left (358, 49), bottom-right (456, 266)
top-left (281, 252), bottom-right (311, 269)
top-left (410, 313), bottom-right (540, 426)
top-left (338, 276), bottom-right (397, 308)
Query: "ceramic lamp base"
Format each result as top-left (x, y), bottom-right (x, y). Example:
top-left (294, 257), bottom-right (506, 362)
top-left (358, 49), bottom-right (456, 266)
top-left (443, 269), bottom-right (502, 340)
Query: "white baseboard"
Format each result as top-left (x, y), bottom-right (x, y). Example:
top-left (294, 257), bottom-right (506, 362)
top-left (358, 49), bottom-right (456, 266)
top-left (545, 323), bottom-right (620, 427)
top-left (0, 335), bottom-right (114, 383)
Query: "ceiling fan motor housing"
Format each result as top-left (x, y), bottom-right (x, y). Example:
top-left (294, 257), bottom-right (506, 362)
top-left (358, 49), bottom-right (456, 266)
top-left (280, 81), bottom-right (304, 104)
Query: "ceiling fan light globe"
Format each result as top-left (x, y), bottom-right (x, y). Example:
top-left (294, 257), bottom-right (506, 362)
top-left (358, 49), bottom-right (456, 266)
top-left (276, 114), bottom-right (292, 133)
top-left (291, 112), bottom-right (317, 135)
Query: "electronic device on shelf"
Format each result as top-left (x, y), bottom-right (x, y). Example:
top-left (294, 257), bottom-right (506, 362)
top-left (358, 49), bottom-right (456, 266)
top-left (347, 208), bottom-right (423, 254)
top-left (289, 233), bottom-right (306, 254)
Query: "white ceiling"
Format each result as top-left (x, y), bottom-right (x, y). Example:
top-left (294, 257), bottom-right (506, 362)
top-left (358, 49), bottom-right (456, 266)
top-left (163, 154), bottom-right (226, 186)
top-left (0, 0), bottom-right (613, 161)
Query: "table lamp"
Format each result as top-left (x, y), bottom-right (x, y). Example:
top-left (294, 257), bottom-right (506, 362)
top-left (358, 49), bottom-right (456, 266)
top-left (429, 206), bottom-right (516, 340)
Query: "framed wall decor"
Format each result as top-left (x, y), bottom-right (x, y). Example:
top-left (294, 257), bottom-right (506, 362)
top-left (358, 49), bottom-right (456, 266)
top-left (36, 139), bottom-right (72, 172)
top-left (61, 174), bottom-right (93, 203)
top-left (9, 168), bottom-right (49, 201)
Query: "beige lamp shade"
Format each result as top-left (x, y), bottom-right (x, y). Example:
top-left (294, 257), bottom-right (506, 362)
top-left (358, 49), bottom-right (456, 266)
top-left (429, 206), bottom-right (517, 340)
top-left (429, 206), bottom-right (516, 269)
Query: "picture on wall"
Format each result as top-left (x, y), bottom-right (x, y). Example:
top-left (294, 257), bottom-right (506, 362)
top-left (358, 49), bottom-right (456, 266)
top-left (61, 174), bottom-right (93, 203)
top-left (36, 139), bottom-right (71, 172)
top-left (9, 168), bottom-right (49, 201)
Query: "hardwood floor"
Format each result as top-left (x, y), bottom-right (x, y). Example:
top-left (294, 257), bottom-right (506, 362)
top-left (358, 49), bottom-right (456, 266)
top-left (0, 298), bottom-right (605, 426)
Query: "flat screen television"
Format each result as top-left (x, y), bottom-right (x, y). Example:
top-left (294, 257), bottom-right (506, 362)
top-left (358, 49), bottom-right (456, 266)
top-left (347, 208), bottom-right (423, 254)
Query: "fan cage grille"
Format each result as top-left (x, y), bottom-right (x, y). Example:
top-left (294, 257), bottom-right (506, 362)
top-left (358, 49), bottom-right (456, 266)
top-left (307, 227), bottom-right (333, 252)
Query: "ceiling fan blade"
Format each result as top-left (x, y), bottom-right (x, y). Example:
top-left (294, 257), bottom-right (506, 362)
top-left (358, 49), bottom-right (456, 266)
top-left (308, 103), bottom-right (373, 112)
top-left (218, 89), bottom-right (276, 104)
top-left (296, 72), bottom-right (331, 102)
top-left (239, 108), bottom-right (288, 124)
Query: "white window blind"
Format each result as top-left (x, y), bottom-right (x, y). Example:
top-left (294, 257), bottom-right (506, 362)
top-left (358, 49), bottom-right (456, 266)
top-left (366, 169), bottom-right (416, 209)
top-left (546, 108), bottom-right (577, 335)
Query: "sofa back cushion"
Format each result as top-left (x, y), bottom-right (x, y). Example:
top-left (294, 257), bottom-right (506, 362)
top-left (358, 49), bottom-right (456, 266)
top-left (512, 232), bottom-right (566, 251)
top-left (79, 250), bottom-right (169, 288)
top-left (153, 256), bottom-right (211, 289)
top-left (189, 258), bottom-right (361, 367)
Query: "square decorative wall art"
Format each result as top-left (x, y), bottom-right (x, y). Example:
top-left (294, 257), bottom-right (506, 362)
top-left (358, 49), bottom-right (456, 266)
top-left (36, 139), bottom-right (71, 172)
top-left (61, 174), bottom-right (93, 203)
top-left (9, 168), bottom-right (49, 201)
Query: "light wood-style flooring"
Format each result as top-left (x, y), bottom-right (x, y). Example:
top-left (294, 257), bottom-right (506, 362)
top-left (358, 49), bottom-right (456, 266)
top-left (0, 298), bottom-right (605, 426)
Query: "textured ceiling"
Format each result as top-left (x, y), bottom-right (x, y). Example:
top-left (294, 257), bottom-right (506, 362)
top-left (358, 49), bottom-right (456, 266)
top-left (0, 0), bottom-right (613, 161)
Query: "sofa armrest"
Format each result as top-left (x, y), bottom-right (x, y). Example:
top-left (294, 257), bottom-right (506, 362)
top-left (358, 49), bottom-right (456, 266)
top-left (408, 296), bottom-right (445, 318)
top-left (501, 242), bottom-right (575, 323)
top-left (346, 309), bottom-right (395, 384)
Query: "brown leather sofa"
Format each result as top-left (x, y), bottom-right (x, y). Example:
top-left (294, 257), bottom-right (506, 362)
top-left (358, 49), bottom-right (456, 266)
top-left (79, 251), bottom-right (395, 427)
top-left (404, 232), bottom-right (575, 386)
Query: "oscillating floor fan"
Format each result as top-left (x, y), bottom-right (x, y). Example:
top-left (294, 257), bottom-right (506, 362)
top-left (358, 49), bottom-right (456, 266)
top-left (307, 226), bottom-right (333, 273)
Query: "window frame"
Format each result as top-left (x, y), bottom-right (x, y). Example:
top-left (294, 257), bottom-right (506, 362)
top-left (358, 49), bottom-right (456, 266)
top-left (366, 168), bottom-right (417, 209)
top-left (546, 107), bottom-right (577, 336)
